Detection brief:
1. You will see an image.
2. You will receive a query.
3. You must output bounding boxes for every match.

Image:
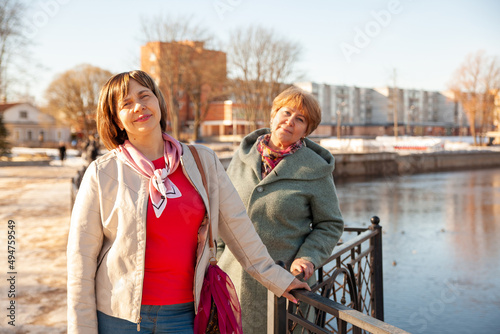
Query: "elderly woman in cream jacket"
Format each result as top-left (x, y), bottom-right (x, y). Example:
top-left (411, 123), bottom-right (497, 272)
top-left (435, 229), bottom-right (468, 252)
top-left (218, 86), bottom-right (344, 333)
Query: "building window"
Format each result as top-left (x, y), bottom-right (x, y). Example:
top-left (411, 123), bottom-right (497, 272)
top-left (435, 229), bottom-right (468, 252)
top-left (19, 111), bottom-right (28, 119)
top-left (27, 130), bottom-right (32, 141)
top-left (150, 66), bottom-right (156, 74)
top-left (150, 53), bottom-right (157, 61)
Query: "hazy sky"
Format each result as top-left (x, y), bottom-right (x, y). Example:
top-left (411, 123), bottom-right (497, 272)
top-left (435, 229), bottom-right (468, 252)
top-left (22, 0), bottom-right (500, 103)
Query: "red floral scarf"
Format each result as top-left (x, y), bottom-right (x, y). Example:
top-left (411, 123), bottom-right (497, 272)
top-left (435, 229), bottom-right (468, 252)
top-left (256, 134), bottom-right (303, 179)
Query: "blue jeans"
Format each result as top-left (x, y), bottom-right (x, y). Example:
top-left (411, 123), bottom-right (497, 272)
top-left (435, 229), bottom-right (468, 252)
top-left (97, 303), bottom-right (194, 334)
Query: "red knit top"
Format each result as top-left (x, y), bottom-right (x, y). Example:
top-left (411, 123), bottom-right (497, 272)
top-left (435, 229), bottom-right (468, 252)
top-left (141, 157), bottom-right (206, 305)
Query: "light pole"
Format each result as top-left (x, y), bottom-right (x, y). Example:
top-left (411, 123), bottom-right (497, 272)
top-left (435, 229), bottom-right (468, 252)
top-left (228, 100), bottom-right (237, 147)
top-left (336, 101), bottom-right (346, 139)
top-left (409, 105), bottom-right (416, 135)
top-left (407, 105), bottom-right (415, 136)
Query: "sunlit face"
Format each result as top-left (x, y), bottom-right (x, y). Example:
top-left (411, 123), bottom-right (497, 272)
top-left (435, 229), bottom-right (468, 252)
top-left (115, 79), bottom-right (162, 141)
top-left (269, 106), bottom-right (308, 150)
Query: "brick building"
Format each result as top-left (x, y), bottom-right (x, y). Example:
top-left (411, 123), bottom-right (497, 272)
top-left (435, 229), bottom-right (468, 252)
top-left (141, 41), bottom-right (227, 139)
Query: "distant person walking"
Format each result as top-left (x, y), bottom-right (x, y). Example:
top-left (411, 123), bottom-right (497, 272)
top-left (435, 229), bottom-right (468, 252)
top-left (84, 134), bottom-right (99, 164)
top-left (58, 142), bottom-right (66, 166)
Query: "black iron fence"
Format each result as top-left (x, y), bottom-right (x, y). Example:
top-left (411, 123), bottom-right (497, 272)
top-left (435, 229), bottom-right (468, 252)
top-left (268, 217), bottom-right (410, 334)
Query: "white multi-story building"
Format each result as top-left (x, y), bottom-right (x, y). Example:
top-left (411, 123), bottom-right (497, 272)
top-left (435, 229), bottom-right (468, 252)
top-left (294, 82), bottom-right (467, 137)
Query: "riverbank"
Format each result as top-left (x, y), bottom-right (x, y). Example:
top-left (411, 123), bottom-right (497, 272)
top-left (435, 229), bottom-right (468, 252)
top-left (217, 148), bottom-right (500, 179)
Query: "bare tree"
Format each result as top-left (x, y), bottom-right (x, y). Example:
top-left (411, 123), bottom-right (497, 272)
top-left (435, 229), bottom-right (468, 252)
top-left (450, 50), bottom-right (500, 145)
top-left (44, 64), bottom-right (112, 137)
top-left (140, 15), bottom-right (222, 140)
top-left (0, 0), bottom-right (29, 100)
top-left (141, 15), bottom-right (214, 47)
top-left (227, 26), bottom-right (302, 131)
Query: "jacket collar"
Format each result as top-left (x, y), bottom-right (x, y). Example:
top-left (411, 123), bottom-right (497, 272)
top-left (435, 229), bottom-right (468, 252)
top-left (238, 128), bottom-right (335, 185)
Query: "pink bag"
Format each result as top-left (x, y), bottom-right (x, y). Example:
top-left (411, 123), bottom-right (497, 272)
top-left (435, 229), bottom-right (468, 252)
top-left (194, 264), bottom-right (243, 334)
top-left (189, 146), bottom-right (243, 334)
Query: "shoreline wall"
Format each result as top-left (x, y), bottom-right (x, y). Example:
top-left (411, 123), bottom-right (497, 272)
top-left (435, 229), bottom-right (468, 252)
top-left (332, 151), bottom-right (500, 180)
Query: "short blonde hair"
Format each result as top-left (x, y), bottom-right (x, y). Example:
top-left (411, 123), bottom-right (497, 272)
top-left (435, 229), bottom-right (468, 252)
top-left (96, 70), bottom-right (168, 150)
top-left (271, 86), bottom-right (321, 136)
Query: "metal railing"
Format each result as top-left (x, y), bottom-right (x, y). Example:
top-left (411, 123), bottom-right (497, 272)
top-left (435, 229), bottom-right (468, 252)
top-left (268, 217), bottom-right (410, 334)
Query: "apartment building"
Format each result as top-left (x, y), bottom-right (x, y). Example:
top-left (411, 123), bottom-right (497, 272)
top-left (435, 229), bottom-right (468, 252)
top-left (295, 82), bottom-right (467, 137)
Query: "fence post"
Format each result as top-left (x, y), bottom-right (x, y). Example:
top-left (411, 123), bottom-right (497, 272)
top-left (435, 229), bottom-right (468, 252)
top-left (268, 261), bottom-right (287, 334)
top-left (267, 291), bottom-right (287, 334)
top-left (369, 216), bottom-right (384, 321)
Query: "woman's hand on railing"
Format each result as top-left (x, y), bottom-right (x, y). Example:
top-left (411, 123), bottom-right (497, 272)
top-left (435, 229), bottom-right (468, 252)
top-left (282, 278), bottom-right (311, 304)
top-left (291, 258), bottom-right (314, 280)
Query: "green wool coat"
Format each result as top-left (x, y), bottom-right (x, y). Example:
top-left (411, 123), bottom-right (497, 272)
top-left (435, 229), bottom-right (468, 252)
top-left (218, 128), bottom-right (344, 333)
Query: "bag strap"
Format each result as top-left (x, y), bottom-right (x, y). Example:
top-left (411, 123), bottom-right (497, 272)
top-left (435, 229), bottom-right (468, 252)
top-left (188, 145), bottom-right (217, 265)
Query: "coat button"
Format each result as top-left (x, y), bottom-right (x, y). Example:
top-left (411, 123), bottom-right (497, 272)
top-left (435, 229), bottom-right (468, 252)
top-left (256, 186), bottom-right (263, 193)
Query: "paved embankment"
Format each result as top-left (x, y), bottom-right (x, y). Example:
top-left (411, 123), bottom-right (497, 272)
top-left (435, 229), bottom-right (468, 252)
top-left (0, 165), bottom-right (79, 333)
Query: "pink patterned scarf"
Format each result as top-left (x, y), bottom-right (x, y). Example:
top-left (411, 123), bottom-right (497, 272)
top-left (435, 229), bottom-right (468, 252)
top-left (116, 132), bottom-right (182, 218)
top-left (256, 134), bottom-right (303, 178)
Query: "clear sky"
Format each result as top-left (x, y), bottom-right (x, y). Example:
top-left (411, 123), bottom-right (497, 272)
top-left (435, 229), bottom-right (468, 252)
top-left (22, 0), bottom-right (500, 104)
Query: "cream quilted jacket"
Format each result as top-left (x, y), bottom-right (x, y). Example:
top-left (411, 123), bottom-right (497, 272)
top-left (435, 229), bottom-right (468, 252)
top-left (67, 143), bottom-right (294, 333)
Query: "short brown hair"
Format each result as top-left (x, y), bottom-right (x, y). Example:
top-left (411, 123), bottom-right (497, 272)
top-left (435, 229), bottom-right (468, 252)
top-left (96, 70), bottom-right (168, 150)
top-left (271, 86), bottom-right (321, 136)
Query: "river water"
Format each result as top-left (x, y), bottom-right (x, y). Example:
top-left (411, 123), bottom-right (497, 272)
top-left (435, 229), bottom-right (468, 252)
top-left (335, 168), bottom-right (500, 334)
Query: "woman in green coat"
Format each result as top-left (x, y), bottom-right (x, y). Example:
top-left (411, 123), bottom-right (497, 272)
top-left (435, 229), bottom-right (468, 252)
top-left (218, 86), bottom-right (344, 333)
